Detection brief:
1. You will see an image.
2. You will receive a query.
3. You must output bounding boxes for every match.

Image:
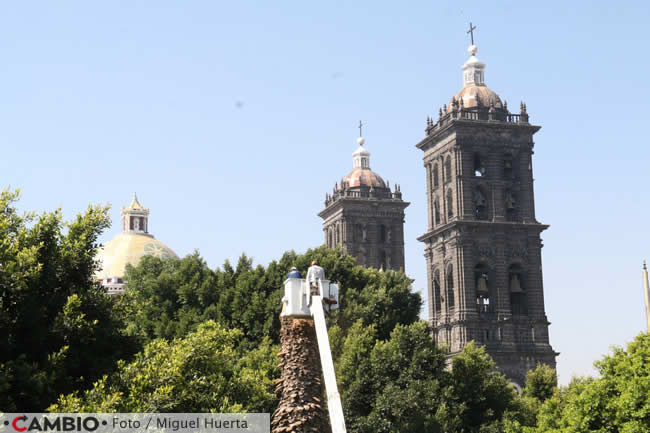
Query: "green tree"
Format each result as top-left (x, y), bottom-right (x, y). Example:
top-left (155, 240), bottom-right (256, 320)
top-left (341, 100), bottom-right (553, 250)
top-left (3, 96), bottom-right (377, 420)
top-left (51, 321), bottom-right (278, 413)
top-left (536, 333), bottom-right (650, 433)
top-left (438, 342), bottom-right (517, 433)
top-left (331, 268), bottom-right (421, 340)
top-left (523, 363), bottom-right (558, 402)
top-left (0, 189), bottom-right (137, 411)
top-left (535, 377), bottom-right (595, 433)
top-left (120, 245), bottom-right (422, 347)
top-left (336, 324), bottom-right (521, 433)
top-left (337, 321), bottom-right (447, 433)
top-left (482, 363), bottom-right (559, 433)
top-left (116, 252), bottom-right (219, 342)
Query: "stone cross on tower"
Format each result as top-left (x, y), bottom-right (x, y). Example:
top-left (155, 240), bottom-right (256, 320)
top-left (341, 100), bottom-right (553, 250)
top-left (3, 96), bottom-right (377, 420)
top-left (467, 22), bottom-right (477, 45)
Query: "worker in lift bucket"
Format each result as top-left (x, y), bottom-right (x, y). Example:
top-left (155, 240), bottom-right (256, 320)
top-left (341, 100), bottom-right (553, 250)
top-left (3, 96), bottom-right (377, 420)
top-left (306, 260), bottom-right (325, 295)
top-left (306, 261), bottom-right (337, 306)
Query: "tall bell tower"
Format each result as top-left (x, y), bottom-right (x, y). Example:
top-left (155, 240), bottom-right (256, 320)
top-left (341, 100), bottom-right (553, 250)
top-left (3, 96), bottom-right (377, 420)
top-left (417, 41), bottom-right (557, 386)
top-left (319, 132), bottom-right (409, 271)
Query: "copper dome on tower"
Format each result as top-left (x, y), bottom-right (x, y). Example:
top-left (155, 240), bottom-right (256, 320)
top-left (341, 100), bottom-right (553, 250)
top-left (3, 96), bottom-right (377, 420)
top-left (447, 44), bottom-right (504, 112)
top-left (340, 137), bottom-right (386, 189)
top-left (449, 86), bottom-right (503, 111)
top-left (341, 168), bottom-right (386, 188)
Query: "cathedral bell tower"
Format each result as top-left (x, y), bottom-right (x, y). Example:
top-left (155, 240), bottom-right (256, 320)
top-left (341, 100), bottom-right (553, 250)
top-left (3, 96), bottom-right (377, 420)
top-left (417, 42), bottom-right (557, 386)
top-left (319, 132), bottom-right (409, 270)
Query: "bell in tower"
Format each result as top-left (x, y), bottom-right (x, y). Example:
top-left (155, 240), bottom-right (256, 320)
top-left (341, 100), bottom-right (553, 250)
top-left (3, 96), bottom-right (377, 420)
top-left (510, 273), bottom-right (523, 293)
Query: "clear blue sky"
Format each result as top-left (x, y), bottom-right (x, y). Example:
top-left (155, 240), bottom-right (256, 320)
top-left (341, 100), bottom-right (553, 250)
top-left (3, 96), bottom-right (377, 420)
top-left (2, 1), bottom-right (649, 384)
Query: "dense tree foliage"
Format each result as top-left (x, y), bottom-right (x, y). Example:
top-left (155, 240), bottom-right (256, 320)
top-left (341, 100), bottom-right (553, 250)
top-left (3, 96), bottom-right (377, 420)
top-left (0, 189), bottom-right (137, 411)
top-left (48, 244), bottom-right (424, 417)
top-left (533, 333), bottom-right (650, 433)
top-left (523, 363), bottom-right (558, 402)
top-left (117, 246), bottom-right (421, 347)
top-left (51, 322), bottom-right (278, 413)
top-left (332, 322), bottom-right (521, 433)
top-left (442, 341), bottom-right (517, 432)
top-left (336, 321), bottom-right (448, 433)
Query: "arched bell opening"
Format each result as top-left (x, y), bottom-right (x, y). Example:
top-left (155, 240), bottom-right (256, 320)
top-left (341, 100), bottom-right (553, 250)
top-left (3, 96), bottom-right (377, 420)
top-left (434, 198), bottom-right (441, 225)
top-left (509, 264), bottom-right (528, 316)
top-left (446, 265), bottom-right (455, 311)
top-left (474, 263), bottom-right (492, 312)
top-left (505, 189), bottom-right (518, 222)
top-left (432, 164), bottom-right (439, 189)
top-left (379, 224), bottom-right (386, 242)
top-left (474, 153), bottom-right (486, 177)
top-left (379, 250), bottom-right (390, 270)
top-left (433, 269), bottom-right (442, 315)
top-left (444, 156), bottom-right (452, 183)
top-left (503, 153), bottom-right (514, 179)
top-left (474, 186), bottom-right (489, 220)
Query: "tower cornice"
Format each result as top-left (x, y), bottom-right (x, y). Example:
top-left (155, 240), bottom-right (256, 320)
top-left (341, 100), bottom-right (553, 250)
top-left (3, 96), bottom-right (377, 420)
top-left (417, 118), bottom-right (541, 152)
top-left (318, 197), bottom-right (410, 219)
top-left (418, 220), bottom-right (549, 243)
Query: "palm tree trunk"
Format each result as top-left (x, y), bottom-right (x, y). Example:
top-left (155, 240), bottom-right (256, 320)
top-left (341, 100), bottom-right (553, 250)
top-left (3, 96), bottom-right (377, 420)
top-left (271, 317), bottom-right (331, 433)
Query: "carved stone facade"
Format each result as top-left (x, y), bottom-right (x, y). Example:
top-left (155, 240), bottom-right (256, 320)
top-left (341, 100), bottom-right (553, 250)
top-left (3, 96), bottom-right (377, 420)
top-left (319, 137), bottom-right (409, 271)
top-left (417, 45), bottom-right (557, 387)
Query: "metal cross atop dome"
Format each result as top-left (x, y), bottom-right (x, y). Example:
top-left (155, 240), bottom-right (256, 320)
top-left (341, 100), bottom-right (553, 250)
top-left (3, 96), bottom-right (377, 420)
top-left (358, 120), bottom-right (364, 138)
top-left (467, 22), bottom-right (477, 45)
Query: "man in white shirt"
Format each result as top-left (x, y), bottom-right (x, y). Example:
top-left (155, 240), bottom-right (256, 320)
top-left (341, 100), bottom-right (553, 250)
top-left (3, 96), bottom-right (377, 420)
top-left (306, 260), bottom-right (325, 295)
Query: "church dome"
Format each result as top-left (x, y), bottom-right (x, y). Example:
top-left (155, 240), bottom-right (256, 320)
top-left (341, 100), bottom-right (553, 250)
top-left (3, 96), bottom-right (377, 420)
top-left (95, 194), bottom-right (177, 282)
top-left (340, 138), bottom-right (386, 188)
top-left (448, 44), bottom-right (503, 112)
top-left (95, 233), bottom-right (177, 280)
top-left (449, 85), bottom-right (503, 112)
top-left (342, 167), bottom-right (386, 188)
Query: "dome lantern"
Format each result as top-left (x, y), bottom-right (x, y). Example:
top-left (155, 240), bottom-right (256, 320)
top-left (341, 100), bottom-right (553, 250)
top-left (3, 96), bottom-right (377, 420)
top-left (121, 193), bottom-right (150, 234)
top-left (342, 134), bottom-right (386, 189)
top-left (352, 136), bottom-right (370, 169)
top-left (448, 43), bottom-right (504, 112)
top-left (462, 44), bottom-right (485, 87)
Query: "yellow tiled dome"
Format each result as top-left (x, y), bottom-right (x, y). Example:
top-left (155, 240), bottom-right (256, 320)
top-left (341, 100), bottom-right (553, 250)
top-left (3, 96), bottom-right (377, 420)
top-left (95, 233), bottom-right (177, 280)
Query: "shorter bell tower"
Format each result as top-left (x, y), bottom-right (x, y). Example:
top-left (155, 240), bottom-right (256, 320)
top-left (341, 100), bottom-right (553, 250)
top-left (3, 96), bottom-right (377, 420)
top-left (319, 132), bottom-right (409, 271)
